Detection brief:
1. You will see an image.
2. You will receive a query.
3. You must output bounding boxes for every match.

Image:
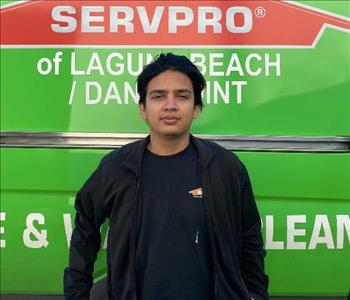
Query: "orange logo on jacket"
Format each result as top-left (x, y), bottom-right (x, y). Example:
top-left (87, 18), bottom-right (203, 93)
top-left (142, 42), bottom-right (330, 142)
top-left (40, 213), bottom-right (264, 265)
top-left (189, 187), bottom-right (203, 198)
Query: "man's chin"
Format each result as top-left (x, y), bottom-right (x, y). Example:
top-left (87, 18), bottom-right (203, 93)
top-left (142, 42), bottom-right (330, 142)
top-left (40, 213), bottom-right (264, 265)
top-left (162, 132), bottom-right (183, 139)
top-left (154, 130), bottom-right (189, 140)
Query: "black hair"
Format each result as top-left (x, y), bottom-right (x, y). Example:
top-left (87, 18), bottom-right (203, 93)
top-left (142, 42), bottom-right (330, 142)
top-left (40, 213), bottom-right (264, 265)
top-left (137, 53), bottom-right (205, 110)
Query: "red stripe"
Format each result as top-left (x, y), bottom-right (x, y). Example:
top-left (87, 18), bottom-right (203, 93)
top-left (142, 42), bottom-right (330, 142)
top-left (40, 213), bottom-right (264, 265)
top-left (1, 1), bottom-right (349, 46)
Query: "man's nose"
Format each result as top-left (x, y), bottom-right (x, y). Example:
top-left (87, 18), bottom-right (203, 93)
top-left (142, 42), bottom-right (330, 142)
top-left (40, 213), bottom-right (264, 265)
top-left (164, 95), bottom-right (178, 110)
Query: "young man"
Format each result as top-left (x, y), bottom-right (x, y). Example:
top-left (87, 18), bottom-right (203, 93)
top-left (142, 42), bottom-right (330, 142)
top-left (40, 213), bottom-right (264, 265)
top-left (64, 53), bottom-right (269, 300)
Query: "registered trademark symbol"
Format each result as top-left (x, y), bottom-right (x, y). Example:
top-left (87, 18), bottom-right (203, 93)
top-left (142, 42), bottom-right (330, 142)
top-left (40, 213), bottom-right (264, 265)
top-left (254, 6), bottom-right (266, 18)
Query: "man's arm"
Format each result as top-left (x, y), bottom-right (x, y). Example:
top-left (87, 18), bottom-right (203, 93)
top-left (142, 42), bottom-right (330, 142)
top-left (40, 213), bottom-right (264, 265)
top-left (64, 170), bottom-right (107, 300)
top-left (239, 162), bottom-right (269, 300)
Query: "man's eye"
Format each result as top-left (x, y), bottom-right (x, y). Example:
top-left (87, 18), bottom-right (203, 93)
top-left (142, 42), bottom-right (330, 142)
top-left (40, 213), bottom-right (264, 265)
top-left (179, 94), bottom-right (189, 99)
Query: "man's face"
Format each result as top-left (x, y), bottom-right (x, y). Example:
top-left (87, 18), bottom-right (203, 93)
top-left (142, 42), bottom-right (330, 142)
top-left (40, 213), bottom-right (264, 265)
top-left (139, 70), bottom-right (200, 139)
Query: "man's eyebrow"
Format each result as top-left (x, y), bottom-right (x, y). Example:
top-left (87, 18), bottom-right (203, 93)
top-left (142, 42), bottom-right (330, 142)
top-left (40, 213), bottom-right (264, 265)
top-left (149, 89), bottom-right (165, 94)
top-left (148, 89), bottom-right (192, 94)
top-left (175, 89), bottom-right (192, 94)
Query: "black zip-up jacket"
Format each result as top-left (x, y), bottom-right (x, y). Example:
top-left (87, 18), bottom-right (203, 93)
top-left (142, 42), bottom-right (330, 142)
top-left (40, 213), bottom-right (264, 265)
top-left (64, 135), bottom-right (269, 299)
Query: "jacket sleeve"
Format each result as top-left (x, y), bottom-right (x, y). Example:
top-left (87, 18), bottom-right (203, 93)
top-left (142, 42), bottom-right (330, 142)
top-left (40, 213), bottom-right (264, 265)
top-left (63, 167), bottom-right (108, 300)
top-left (239, 162), bottom-right (269, 300)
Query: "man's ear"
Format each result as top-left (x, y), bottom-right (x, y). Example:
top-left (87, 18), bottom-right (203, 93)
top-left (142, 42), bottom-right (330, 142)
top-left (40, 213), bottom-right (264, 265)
top-left (139, 103), bottom-right (146, 120)
top-left (193, 105), bottom-right (200, 119)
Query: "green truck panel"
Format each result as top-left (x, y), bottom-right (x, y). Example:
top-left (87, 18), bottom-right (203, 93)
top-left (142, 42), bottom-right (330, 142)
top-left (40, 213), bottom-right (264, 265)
top-left (1, 0), bottom-right (349, 297)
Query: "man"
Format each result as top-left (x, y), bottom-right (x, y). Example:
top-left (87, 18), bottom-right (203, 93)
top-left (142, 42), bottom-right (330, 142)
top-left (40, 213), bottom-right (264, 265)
top-left (64, 53), bottom-right (269, 299)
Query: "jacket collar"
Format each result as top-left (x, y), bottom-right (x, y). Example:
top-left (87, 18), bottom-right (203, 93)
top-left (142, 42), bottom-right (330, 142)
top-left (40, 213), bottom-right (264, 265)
top-left (123, 134), bottom-right (214, 176)
top-left (190, 134), bottom-right (214, 168)
top-left (123, 135), bottom-right (150, 176)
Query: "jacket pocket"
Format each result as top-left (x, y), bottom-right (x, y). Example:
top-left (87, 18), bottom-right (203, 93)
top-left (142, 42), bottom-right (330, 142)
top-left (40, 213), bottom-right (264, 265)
top-left (215, 270), bottom-right (251, 300)
top-left (110, 279), bottom-right (136, 300)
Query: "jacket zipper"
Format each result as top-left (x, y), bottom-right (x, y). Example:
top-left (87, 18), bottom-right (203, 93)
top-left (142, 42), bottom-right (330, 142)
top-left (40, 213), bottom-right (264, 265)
top-left (201, 166), bottom-right (219, 298)
top-left (130, 176), bottom-right (141, 300)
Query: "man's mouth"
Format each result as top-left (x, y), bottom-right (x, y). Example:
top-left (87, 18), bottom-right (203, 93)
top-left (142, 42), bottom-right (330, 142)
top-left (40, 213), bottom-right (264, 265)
top-left (161, 116), bottom-right (180, 124)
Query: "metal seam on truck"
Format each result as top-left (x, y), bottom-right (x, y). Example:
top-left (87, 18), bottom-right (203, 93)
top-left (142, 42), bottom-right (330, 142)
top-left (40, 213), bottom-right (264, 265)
top-left (1, 132), bottom-right (349, 152)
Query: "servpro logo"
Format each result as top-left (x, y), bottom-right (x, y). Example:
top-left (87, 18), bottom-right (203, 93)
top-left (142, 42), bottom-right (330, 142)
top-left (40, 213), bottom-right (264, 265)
top-left (1, 1), bottom-right (349, 47)
top-left (51, 5), bottom-right (253, 34)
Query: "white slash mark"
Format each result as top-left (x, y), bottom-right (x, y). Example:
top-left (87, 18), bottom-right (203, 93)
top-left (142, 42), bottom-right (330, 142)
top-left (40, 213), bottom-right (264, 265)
top-left (195, 230), bottom-right (199, 244)
top-left (63, 213), bottom-right (73, 248)
top-left (68, 80), bottom-right (77, 105)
